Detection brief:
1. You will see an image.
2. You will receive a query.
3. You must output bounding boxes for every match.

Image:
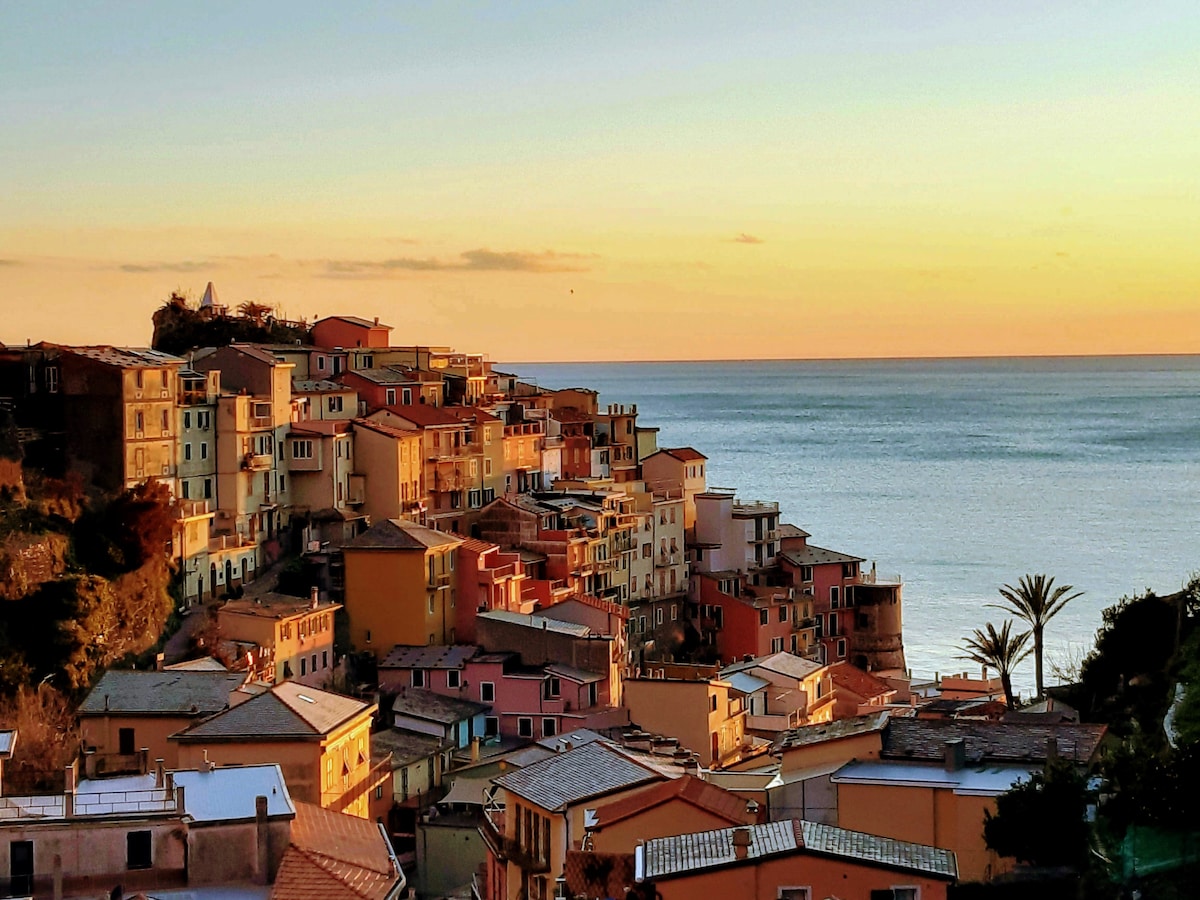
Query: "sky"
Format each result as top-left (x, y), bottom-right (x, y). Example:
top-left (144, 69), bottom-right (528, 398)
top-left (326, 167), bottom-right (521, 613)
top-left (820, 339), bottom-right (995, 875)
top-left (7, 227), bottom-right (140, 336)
top-left (1, 2), bottom-right (1198, 361)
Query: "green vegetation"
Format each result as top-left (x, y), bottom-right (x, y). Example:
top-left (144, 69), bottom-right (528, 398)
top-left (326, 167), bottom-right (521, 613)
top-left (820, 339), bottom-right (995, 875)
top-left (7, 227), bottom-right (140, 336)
top-left (960, 620), bottom-right (1032, 709)
top-left (983, 757), bottom-right (1091, 868)
top-left (993, 574), bottom-right (1082, 700)
top-left (151, 291), bottom-right (310, 355)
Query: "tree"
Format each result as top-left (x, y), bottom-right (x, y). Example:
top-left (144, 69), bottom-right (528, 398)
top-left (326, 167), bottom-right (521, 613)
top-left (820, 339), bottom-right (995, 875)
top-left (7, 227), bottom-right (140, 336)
top-left (993, 574), bottom-right (1082, 700)
top-left (0, 685), bottom-right (80, 792)
top-left (961, 620), bottom-right (1032, 709)
top-left (983, 757), bottom-right (1091, 867)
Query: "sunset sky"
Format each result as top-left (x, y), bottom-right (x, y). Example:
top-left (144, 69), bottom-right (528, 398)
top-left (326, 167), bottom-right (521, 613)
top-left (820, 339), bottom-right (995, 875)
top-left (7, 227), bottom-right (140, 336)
top-left (2, 3), bottom-right (1198, 361)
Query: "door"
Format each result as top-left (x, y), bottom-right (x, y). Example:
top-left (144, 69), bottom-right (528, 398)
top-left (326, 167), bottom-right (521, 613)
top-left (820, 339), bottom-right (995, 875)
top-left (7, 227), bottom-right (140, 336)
top-left (10, 841), bottom-right (33, 895)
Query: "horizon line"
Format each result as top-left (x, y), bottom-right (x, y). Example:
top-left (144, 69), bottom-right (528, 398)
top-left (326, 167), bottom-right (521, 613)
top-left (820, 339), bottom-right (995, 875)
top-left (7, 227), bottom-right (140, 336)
top-left (501, 351), bottom-right (1200, 365)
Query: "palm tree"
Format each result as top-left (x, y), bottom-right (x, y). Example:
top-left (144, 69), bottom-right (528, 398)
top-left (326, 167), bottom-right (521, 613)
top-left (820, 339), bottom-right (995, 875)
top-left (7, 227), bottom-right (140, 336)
top-left (961, 620), bottom-right (1032, 709)
top-left (992, 574), bottom-right (1082, 700)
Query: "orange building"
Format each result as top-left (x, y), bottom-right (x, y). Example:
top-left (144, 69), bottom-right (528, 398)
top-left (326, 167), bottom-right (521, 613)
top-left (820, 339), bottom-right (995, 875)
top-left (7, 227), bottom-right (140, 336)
top-left (311, 315), bottom-right (393, 349)
top-left (217, 589), bottom-right (341, 686)
top-left (171, 682), bottom-right (379, 819)
top-left (635, 820), bottom-right (957, 900)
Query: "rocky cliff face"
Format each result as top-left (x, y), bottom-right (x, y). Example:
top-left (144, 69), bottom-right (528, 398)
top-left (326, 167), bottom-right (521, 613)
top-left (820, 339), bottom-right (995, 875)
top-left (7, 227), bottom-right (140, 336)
top-left (0, 532), bottom-right (70, 601)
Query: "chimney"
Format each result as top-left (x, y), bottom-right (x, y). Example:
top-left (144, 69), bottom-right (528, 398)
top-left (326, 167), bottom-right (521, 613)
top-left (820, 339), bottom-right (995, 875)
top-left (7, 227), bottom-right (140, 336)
top-left (155, 758), bottom-right (165, 788)
top-left (175, 783), bottom-right (186, 815)
top-left (1045, 736), bottom-right (1059, 764)
top-left (981, 664), bottom-right (988, 680)
top-left (471, 736), bottom-right (481, 763)
top-left (156, 652), bottom-right (165, 671)
top-left (137, 747), bottom-right (149, 775)
top-left (63, 763), bottom-right (76, 818)
top-left (310, 586), bottom-right (320, 609)
top-left (944, 738), bottom-right (966, 772)
top-left (731, 827), bottom-right (752, 860)
top-left (165, 772), bottom-right (175, 793)
top-left (254, 795), bottom-right (271, 885)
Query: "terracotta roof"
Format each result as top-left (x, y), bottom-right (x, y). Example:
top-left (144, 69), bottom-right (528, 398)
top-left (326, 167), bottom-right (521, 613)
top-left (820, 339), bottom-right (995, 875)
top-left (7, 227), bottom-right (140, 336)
top-left (777, 523), bottom-right (810, 539)
top-left (662, 447), bottom-right (707, 462)
top-left (774, 711), bottom-right (891, 752)
top-left (271, 801), bottom-right (401, 900)
top-left (591, 774), bottom-right (756, 829)
top-left (377, 404), bottom-right (466, 427)
top-left (494, 741), bottom-right (662, 812)
top-left (452, 534), bottom-right (501, 556)
top-left (351, 418), bottom-right (417, 441)
top-left (882, 718), bottom-right (1108, 765)
top-left (446, 406), bottom-right (503, 424)
top-left (828, 663), bottom-right (896, 701)
top-left (345, 518), bottom-right (463, 551)
top-left (639, 819), bottom-right (957, 881)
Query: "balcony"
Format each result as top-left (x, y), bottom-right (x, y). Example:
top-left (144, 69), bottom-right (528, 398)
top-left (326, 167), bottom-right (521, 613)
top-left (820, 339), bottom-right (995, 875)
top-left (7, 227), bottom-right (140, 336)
top-left (243, 453), bottom-right (272, 471)
top-left (346, 474), bottom-right (366, 506)
top-left (733, 499), bottom-right (779, 517)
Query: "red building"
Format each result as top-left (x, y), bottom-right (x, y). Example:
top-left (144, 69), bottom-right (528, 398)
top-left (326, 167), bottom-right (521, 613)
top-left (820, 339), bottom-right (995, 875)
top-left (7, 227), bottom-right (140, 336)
top-left (311, 315), bottom-right (392, 349)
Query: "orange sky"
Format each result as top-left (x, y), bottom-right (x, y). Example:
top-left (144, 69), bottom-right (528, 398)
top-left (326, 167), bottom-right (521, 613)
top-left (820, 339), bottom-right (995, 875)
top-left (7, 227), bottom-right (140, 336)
top-left (2, 5), bottom-right (1198, 361)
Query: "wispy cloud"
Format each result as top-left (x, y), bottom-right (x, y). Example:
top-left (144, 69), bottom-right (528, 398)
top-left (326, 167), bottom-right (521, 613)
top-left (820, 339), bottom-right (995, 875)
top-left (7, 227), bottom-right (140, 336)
top-left (0, 259), bottom-right (21, 266)
top-left (119, 260), bottom-right (219, 273)
top-left (732, 233), bottom-right (764, 244)
top-left (322, 248), bottom-right (594, 278)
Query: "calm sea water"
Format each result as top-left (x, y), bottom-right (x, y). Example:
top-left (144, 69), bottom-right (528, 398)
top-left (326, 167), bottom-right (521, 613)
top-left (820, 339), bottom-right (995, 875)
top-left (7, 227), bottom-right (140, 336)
top-left (507, 356), bottom-right (1200, 693)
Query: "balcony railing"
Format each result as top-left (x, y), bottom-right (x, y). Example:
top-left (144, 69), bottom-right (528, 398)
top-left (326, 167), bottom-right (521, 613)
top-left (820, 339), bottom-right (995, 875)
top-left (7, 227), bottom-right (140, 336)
top-left (243, 453), bottom-right (272, 471)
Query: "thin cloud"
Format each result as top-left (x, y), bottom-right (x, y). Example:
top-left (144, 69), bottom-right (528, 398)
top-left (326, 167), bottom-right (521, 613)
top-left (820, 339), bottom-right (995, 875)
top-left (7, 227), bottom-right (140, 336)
top-left (732, 233), bottom-right (764, 244)
top-left (322, 248), bottom-right (594, 278)
top-left (119, 260), bottom-right (218, 273)
top-left (0, 259), bottom-right (20, 266)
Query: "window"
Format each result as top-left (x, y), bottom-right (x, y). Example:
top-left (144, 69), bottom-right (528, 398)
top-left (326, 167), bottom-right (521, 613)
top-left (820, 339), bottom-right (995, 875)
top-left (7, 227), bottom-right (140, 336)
top-left (654, 607), bottom-right (663, 626)
top-left (127, 831), bottom-right (152, 870)
top-left (46, 366), bottom-right (59, 393)
top-left (779, 890), bottom-right (811, 900)
top-left (801, 565), bottom-right (813, 583)
top-left (197, 410), bottom-right (211, 429)
top-left (670, 604), bottom-right (677, 621)
top-left (203, 478), bottom-right (212, 499)
top-left (181, 481), bottom-right (190, 499)
top-left (300, 657), bottom-right (307, 676)
top-left (542, 718), bottom-right (558, 738)
top-left (484, 458), bottom-right (493, 476)
top-left (543, 677), bottom-right (561, 699)
top-left (830, 586), bottom-right (840, 608)
top-left (829, 612), bottom-right (839, 636)
top-left (183, 411), bottom-right (191, 429)
top-left (412, 669), bottom-right (426, 688)
top-left (322, 650), bottom-right (328, 669)
top-left (200, 441), bottom-right (208, 459)
top-left (837, 639), bottom-right (847, 659)
top-left (480, 681), bottom-right (495, 703)
top-left (161, 409), bottom-right (169, 431)
top-left (710, 695), bottom-right (718, 712)
top-left (771, 637), bottom-right (784, 653)
top-left (517, 717), bottom-right (533, 738)
top-left (135, 411), bottom-right (144, 433)
top-left (484, 716), bottom-right (499, 736)
top-left (293, 440), bottom-right (314, 459)
top-left (779, 605), bottom-right (788, 622)
top-left (403, 387), bottom-right (413, 405)
top-left (447, 669), bottom-right (461, 689)
top-left (184, 443), bottom-right (193, 461)
top-left (759, 608), bottom-right (769, 626)
top-left (119, 727), bottom-right (136, 756)
top-left (386, 388), bottom-right (397, 405)
top-left (328, 395), bottom-right (343, 412)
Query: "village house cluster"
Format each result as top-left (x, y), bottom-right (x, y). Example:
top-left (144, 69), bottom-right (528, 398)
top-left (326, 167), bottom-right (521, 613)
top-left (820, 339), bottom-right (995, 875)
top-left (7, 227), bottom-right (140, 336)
top-left (0, 288), bottom-right (1104, 899)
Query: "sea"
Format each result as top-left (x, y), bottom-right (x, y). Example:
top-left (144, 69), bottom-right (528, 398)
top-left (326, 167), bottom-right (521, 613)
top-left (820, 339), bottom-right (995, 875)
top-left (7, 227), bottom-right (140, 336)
top-left (505, 356), bottom-right (1200, 694)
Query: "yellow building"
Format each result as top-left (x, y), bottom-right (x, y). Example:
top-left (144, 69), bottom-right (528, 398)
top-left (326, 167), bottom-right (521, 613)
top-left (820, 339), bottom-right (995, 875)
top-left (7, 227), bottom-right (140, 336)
top-left (351, 418), bottom-right (426, 523)
top-left (622, 668), bottom-right (752, 768)
top-left (217, 590), bottom-right (341, 686)
top-left (342, 518), bottom-right (463, 652)
top-left (172, 682), bottom-right (378, 819)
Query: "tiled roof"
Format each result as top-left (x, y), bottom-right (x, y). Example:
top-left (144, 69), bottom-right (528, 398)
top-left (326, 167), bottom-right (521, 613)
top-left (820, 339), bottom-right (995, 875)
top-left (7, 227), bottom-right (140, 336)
top-left (446, 407), bottom-right (502, 424)
top-left (345, 518), bottom-right (463, 551)
top-left (493, 741), bottom-right (662, 812)
top-left (78, 671), bottom-right (244, 716)
top-left (722, 652), bottom-right (823, 682)
top-left (591, 774), bottom-right (757, 829)
top-left (639, 819), bottom-right (956, 881)
top-left (779, 544), bottom-right (864, 567)
top-left (275, 801), bottom-right (400, 900)
top-left (478, 610), bottom-right (594, 637)
top-left (220, 593), bottom-right (340, 620)
top-left (553, 593), bottom-right (631, 621)
top-left (828, 663), bottom-right (896, 700)
top-left (544, 663), bottom-right (604, 684)
top-left (174, 684), bottom-right (370, 740)
top-left (723, 672), bottom-right (771, 696)
top-left (391, 687), bottom-right (489, 725)
top-left (379, 645), bottom-right (478, 670)
top-left (65, 346), bottom-right (186, 368)
top-left (351, 417), bottom-right (417, 441)
top-left (163, 657), bottom-right (230, 672)
top-left (453, 535), bottom-right (501, 556)
top-left (378, 403), bottom-right (467, 427)
top-left (293, 379), bottom-right (349, 393)
top-left (882, 718), bottom-right (1107, 765)
top-left (341, 366), bottom-right (412, 385)
top-left (371, 729), bottom-right (444, 766)
top-left (662, 447), bottom-right (707, 462)
top-left (774, 711), bottom-right (891, 752)
top-left (778, 523), bottom-right (811, 539)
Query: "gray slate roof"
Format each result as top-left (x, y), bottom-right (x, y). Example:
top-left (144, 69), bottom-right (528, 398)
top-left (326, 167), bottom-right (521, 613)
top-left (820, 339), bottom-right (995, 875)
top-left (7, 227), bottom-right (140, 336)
top-left (391, 687), bottom-right (489, 725)
top-left (639, 819), bottom-right (957, 881)
top-left (492, 741), bottom-right (660, 812)
top-left (173, 683), bottom-right (370, 741)
top-left (371, 729), bottom-right (445, 765)
top-left (379, 645), bottom-right (478, 670)
top-left (779, 543), bottom-right (864, 567)
top-left (774, 711), bottom-right (891, 752)
top-left (477, 610), bottom-right (592, 638)
top-left (882, 718), bottom-right (1107, 765)
top-left (78, 671), bottom-right (245, 716)
top-left (346, 518), bottom-right (463, 551)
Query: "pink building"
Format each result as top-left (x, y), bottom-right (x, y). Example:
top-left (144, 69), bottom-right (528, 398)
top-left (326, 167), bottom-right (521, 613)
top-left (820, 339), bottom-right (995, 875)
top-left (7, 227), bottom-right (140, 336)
top-left (455, 537), bottom-right (531, 644)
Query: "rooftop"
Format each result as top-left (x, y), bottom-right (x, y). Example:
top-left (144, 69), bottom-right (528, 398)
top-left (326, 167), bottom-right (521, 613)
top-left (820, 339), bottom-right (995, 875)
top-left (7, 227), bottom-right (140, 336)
top-left (722, 651), bottom-right (824, 682)
top-left (78, 671), bottom-right (245, 717)
top-left (379, 645), bottom-right (479, 670)
top-left (345, 518), bottom-right (463, 551)
top-left (65, 346), bottom-right (186, 369)
top-left (74, 764), bottom-right (295, 823)
top-left (220, 593), bottom-right (340, 620)
top-left (774, 711), bottom-right (892, 752)
top-left (173, 684), bottom-right (371, 741)
top-left (476, 610), bottom-right (594, 638)
top-left (828, 662), bottom-right (897, 700)
top-left (638, 819), bottom-right (957, 882)
top-left (779, 544), bottom-right (865, 567)
top-left (881, 718), bottom-right (1108, 765)
top-left (391, 687), bottom-right (489, 725)
top-left (371, 729), bottom-right (444, 766)
top-left (315, 315), bottom-right (391, 330)
top-left (832, 759), bottom-right (1034, 798)
top-left (656, 447), bottom-right (707, 462)
top-left (493, 741), bottom-right (661, 812)
top-left (271, 801), bottom-right (402, 900)
top-left (589, 774), bottom-right (757, 829)
top-left (378, 403), bottom-right (469, 428)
